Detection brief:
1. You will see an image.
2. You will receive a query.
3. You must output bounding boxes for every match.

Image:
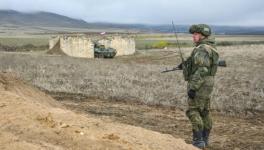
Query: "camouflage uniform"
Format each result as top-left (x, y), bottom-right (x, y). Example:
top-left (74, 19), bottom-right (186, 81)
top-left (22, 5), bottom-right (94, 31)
top-left (183, 24), bottom-right (219, 148)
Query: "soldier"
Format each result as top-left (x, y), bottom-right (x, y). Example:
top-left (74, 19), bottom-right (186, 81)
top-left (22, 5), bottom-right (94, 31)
top-left (178, 24), bottom-right (219, 149)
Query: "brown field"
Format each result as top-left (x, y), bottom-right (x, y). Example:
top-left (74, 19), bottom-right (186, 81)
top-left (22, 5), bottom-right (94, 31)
top-left (0, 31), bottom-right (263, 150)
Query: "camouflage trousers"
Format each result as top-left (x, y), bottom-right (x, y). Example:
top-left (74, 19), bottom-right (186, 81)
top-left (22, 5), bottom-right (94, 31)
top-left (186, 77), bottom-right (214, 132)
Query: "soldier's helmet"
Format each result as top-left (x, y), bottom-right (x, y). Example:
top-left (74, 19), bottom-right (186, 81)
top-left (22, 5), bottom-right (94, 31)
top-left (189, 24), bottom-right (211, 37)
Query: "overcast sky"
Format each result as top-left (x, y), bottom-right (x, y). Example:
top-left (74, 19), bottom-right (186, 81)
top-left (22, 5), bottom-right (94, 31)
top-left (1, 0), bottom-right (264, 26)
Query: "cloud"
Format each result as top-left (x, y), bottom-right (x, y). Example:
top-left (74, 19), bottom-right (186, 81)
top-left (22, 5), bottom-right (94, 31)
top-left (0, 0), bottom-right (264, 26)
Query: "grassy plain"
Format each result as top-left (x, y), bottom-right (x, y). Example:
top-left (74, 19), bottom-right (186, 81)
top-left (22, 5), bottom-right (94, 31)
top-left (0, 26), bottom-right (263, 149)
top-left (135, 33), bottom-right (264, 49)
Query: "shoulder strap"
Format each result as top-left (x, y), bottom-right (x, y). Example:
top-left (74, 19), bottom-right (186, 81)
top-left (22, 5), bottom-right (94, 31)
top-left (196, 44), bottom-right (218, 57)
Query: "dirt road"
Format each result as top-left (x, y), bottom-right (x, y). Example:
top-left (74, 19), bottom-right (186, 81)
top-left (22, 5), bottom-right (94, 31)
top-left (58, 97), bottom-right (264, 150)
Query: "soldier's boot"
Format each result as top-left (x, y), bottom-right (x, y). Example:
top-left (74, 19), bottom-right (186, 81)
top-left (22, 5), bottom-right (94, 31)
top-left (203, 129), bottom-right (210, 146)
top-left (192, 130), bottom-right (205, 149)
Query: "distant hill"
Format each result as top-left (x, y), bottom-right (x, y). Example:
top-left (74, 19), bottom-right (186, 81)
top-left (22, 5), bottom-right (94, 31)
top-left (0, 10), bottom-right (90, 28)
top-left (1, 10), bottom-right (264, 35)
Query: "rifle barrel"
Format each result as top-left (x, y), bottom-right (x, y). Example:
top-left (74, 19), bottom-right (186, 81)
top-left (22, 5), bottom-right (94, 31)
top-left (161, 67), bottom-right (181, 73)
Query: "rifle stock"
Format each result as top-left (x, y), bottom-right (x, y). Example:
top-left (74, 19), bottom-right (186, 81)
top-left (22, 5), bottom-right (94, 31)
top-left (218, 60), bottom-right (227, 67)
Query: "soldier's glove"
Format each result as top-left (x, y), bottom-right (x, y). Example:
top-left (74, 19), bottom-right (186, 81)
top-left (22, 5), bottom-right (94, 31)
top-left (188, 89), bottom-right (196, 99)
top-left (177, 63), bottom-right (183, 70)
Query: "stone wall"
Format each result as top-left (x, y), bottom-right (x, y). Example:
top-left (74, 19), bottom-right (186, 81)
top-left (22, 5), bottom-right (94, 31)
top-left (60, 36), bottom-right (94, 58)
top-left (49, 35), bottom-right (94, 58)
top-left (98, 36), bottom-right (136, 56)
top-left (49, 35), bottom-right (135, 58)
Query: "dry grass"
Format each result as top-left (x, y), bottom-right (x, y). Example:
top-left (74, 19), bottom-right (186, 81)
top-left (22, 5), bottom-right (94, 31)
top-left (0, 43), bottom-right (263, 115)
top-left (212, 45), bottom-right (264, 114)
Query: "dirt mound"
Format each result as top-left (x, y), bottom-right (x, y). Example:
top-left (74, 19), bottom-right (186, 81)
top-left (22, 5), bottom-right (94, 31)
top-left (47, 39), bottom-right (67, 56)
top-left (0, 73), bottom-right (197, 150)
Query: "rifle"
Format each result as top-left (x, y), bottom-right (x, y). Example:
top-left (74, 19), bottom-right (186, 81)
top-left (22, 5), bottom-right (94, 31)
top-left (161, 60), bottom-right (227, 73)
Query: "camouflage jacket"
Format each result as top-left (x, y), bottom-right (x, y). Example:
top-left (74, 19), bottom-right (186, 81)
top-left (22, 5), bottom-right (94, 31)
top-left (183, 37), bottom-right (219, 91)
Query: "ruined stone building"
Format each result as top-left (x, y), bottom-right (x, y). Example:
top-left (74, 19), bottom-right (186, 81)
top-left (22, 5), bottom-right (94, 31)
top-left (48, 35), bottom-right (136, 58)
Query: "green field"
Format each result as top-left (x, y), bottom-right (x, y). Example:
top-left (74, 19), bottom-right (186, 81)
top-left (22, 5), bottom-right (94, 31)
top-left (0, 37), bottom-right (49, 52)
top-left (135, 34), bottom-right (264, 49)
top-left (0, 37), bottom-right (49, 46)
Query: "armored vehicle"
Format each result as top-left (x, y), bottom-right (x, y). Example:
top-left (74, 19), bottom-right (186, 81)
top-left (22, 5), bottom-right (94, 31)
top-left (94, 43), bottom-right (117, 58)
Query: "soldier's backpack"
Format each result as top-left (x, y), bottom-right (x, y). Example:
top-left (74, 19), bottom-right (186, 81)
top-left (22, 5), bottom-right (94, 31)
top-left (199, 44), bottom-right (219, 76)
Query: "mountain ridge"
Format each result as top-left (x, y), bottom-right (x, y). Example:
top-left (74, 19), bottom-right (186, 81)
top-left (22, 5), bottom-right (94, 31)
top-left (1, 10), bottom-right (264, 34)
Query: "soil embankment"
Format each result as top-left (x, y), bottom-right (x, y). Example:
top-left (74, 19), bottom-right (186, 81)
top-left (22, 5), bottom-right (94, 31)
top-left (0, 73), bottom-right (197, 150)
